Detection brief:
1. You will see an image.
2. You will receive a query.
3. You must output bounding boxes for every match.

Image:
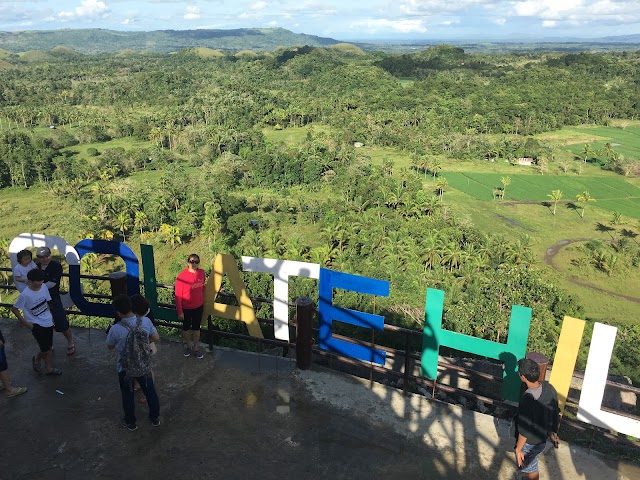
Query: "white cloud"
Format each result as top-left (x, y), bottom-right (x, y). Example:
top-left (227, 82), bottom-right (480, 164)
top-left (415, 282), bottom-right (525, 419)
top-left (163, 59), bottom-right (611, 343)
top-left (393, 0), bottom-right (487, 15)
top-left (351, 18), bottom-right (427, 34)
top-left (512, 0), bottom-right (583, 18)
top-left (184, 6), bottom-right (201, 21)
top-left (495, 18), bottom-right (506, 25)
top-left (542, 20), bottom-right (557, 27)
top-left (248, 1), bottom-right (268, 11)
top-left (509, 0), bottom-right (640, 25)
top-left (57, 0), bottom-right (109, 20)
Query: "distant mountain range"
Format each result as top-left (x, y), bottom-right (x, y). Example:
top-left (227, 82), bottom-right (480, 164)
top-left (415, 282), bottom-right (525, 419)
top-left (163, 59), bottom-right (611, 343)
top-left (1, 28), bottom-right (639, 55)
top-left (600, 34), bottom-right (640, 43)
top-left (0, 28), bottom-right (339, 54)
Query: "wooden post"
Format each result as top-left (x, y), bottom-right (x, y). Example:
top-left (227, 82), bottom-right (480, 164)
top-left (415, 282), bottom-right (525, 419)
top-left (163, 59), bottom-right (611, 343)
top-left (295, 297), bottom-right (313, 370)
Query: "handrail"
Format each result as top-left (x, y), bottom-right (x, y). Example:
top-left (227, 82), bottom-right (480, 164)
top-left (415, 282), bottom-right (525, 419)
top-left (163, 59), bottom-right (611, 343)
top-left (0, 268), bottom-right (638, 418)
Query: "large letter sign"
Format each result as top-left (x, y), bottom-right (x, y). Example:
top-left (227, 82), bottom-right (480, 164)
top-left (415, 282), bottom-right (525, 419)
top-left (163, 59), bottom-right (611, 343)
top-left (242, 257), bottom-right (320, 342)
top-left (318, 268), bottom-right (390, 365)
top-left (9, 233), bottom-right (79, 309)
top-left (577, 323), bottom-right (640, 437)
top-left (548, 316), bottom-right (586, 415)
top-left (421, 288), bottom-right (531, 402)
top-left (141, 244), bottom-right (178, 322)
top-left (203, 253), bottom-right (263, 338)
top-left (69, 239), bottom-right (140, 317)
top-left (8, 233), bottom-right (640, 437)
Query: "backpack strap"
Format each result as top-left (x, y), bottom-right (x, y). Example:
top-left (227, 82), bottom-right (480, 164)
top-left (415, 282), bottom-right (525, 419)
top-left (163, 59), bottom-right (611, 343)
top-left (121, 320), bottom-right (133, 334)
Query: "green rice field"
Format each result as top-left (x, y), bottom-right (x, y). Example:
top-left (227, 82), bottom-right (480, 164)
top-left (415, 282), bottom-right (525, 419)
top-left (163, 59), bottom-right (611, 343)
top-left (563, 125), bottom-right (640, 160)
top-left (444, 173), bottom-right (640, 219)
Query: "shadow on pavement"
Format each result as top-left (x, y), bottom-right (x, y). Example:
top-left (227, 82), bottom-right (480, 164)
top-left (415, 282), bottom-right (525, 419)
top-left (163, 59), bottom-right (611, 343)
top-left (1, 318), bottom-right (638, 479)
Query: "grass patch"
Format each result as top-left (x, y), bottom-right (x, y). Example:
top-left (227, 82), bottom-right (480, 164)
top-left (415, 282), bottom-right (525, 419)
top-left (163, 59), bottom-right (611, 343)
top-left (538, 124), bottom-right (640, 159)
top-left (442, 193), bottom-right (640, 326)
top-left (60, 135), bottom-right (153, 163)
top-left (364, 145), bottom-right (413, 170)
top-left (444, 172), bottom-right (640, 219)
top-left (262, 125), bottom-right (333, 144)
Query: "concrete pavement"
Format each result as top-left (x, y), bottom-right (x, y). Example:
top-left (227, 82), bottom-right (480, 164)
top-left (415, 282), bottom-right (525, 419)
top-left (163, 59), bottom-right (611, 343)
top-left (0, 317), bottom-right (638, 479)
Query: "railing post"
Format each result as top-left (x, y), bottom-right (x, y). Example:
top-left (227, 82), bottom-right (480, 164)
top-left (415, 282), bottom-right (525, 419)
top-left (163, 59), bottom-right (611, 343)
top-left (108, 271), bottom-right (127, 326)
top-left (295, 297), bottom-right (313, 370)
top-left (403, 332), bottom-right (410, 395)
top-left (207, 315), bottom-right (213, 353)
top-left (108, 271), bottom-right (127, 297)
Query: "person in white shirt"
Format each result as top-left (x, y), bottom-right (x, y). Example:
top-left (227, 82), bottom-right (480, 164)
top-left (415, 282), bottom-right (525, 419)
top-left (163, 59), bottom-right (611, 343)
top-left (12, 249), bottom-right (37, 293)
top-left (11, 268), bottom-right (62, 376)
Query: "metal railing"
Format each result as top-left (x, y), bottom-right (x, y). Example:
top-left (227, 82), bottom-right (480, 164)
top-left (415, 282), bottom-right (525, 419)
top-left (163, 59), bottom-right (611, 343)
top-left (1, 266), bottom-right (639, 450)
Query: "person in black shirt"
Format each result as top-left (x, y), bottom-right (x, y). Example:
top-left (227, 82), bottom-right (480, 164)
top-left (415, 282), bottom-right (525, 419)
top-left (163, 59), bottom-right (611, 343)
top-left (514, 358), bottom-right (560, 479)
top-left (36, 247), bottom-right (76, 355)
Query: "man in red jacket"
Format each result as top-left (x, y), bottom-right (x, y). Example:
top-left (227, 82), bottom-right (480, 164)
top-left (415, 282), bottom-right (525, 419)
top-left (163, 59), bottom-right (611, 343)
top-left (175, 254), bottom-right (206, 359)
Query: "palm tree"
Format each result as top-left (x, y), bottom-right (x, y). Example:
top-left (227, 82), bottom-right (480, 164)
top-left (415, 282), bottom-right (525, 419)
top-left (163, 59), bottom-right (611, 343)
top-left (159, 224), bottom-right (181, 249)
top-left (430, 159), bottom-right (442, 178)
top-left (80, 253), bottom-right (98, 274)
top-left (581, 143), bottom-right (594, 163)
top-left (382, 159), bottom-right (394, 177)
top-left (576, 191), bottom-right (596, 218)
top-left (310, 244), bottom-right (337, 267)
top-left (434, 177), bottom-right (448, 201)
top-left (261, 229), bottom-right (284, 257)
top-left (116, 211), bottom-right (130, 242)
top-left (547, 189), bottom-right (563, 215)
top-left (134, 211), bottom-right (148, 235)
top-left (599, 142), bottom-right (615, 162)
top-left (419, 155), bottom-right (430, 178)
top-left (500, 176), bottom-right (511, 200)
top-left (611, 211), bottom-right (623, 225)
top-left (441, 242), bottom-right (462, 271)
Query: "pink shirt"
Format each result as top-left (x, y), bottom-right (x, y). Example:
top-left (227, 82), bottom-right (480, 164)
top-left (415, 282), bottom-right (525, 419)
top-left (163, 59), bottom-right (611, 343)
top-left (175, 268), bottom-right (206, 315)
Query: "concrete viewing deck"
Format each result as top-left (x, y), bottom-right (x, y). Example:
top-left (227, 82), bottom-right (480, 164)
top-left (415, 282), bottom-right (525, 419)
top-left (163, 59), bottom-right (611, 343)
top-left (0, 317), bottom-right (638, 480)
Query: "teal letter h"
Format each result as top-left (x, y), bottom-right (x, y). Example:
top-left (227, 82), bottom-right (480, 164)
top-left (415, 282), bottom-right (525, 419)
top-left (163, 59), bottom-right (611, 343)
top-left (420, 288), bottom-right (531, 402)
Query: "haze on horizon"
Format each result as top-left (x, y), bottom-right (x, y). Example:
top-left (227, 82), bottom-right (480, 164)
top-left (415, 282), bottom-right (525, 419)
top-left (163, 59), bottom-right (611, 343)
top-left (1, 0), bottom-right (640, 42)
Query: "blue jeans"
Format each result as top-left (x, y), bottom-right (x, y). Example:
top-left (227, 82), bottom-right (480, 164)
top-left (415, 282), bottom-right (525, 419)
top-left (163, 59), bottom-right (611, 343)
top-left (519, 442), bottom-right (547, 474)
top-left (118, 371), bottom-right (160, 425)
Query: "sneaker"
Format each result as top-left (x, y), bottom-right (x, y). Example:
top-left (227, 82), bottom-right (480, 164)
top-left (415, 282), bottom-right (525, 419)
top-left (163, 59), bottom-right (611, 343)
top-left (151, 417), bottom-right (161, 427)
top-left (194, 349), bottom-right (204, 359)
top-left (183, 346), bottom-right (191, 357)
top-left (121, 419), bottom-right (138, 432)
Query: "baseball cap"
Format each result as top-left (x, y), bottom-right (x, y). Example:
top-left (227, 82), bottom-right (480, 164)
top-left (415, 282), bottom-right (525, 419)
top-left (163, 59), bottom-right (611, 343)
top-left (36, 246), bottom-right (51, 257)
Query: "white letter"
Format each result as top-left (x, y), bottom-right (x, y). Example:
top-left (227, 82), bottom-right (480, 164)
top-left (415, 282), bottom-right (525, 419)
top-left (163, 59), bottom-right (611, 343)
top-left (242, 257), bottom-right (319, 341)
top-left (577, 323), bottom-right (640, 437)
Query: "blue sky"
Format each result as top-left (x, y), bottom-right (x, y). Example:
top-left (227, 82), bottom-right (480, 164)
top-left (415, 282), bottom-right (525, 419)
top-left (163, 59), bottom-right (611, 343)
top-left (2, 1), bottom-right (640, 41)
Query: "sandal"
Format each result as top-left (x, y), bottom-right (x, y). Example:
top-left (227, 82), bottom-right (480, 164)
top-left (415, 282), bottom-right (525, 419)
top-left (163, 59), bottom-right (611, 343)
top-left (32, 355), bottom-right (42, 374)
top-left (45, 368), bottom-right (63, 376)
top-left (6, 386), bottom-right (27, 398)
top-left (66, 345), bottom-right (76, 356)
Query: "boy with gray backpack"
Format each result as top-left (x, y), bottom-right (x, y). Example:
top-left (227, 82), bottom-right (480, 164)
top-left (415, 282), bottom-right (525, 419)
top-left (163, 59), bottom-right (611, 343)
top-left (106, 294), bottom-right (160, 431)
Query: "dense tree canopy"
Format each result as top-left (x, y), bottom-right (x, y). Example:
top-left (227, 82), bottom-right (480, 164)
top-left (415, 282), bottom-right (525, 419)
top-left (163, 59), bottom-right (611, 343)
top-left (1, 45), bottom-right (638, 382)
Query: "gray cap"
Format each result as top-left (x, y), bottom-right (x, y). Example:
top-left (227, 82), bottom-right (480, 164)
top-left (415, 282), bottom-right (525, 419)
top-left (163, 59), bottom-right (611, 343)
top-left (36, 246), bottom-right (51, 257)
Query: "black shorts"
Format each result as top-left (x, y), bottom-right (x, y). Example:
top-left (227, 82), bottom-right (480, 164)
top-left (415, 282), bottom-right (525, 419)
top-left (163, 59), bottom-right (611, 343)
top-left (32, 324), bottom-right (54, 353)
top-left (182, 305), bottom-right (204, 331)
top-left (48, 297), bottom-right (70, 333)
top-left (0, 329), bottom-right (7, 372)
